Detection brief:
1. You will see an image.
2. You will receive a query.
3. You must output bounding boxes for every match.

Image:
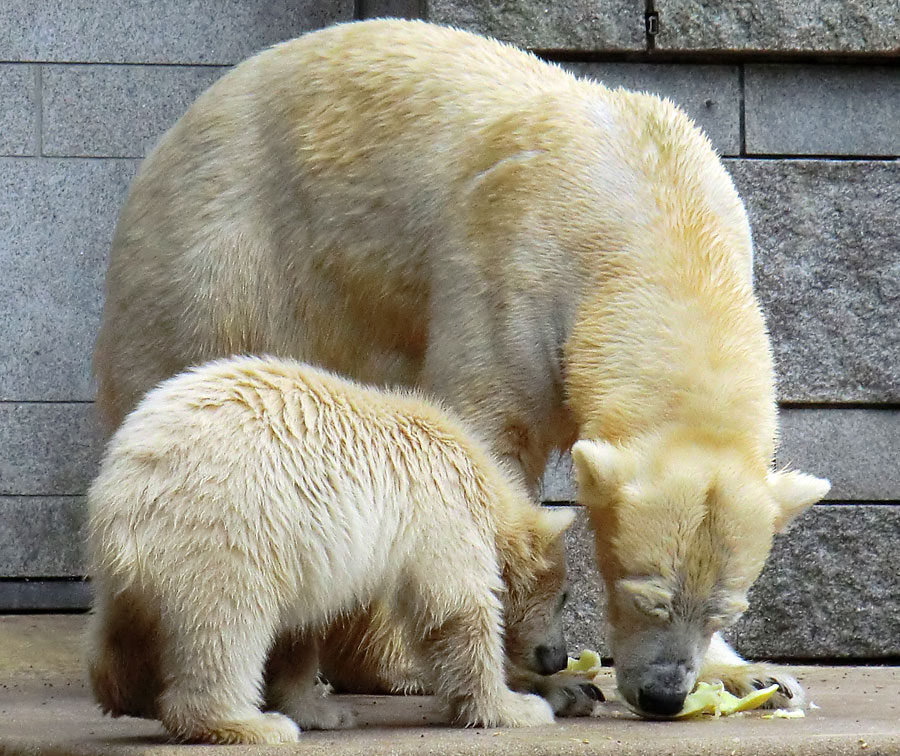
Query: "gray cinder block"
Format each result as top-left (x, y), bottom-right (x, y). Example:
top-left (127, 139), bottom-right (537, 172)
top-left (542, 409), bottom-right (899, 503)
top-left (746, 65), bottom-right (900, 157)
top-left (0, 158), bottom-right (137, 401)
top-left (0, 65), bottom-right (36, 156)
top-left (728, 159), bottom-right (900, 403)
top-left (43, 65), bottom-right (225, 158)
top-left (779, 409), bottom-right (900, 503)
top-left (562, 507), bottom-right (609, 656)
top-left (359, 0), bottom-right (421, 19)
top-left (654, 0), bottom-right (900, 53)
top-left (563, 505), bottom-right (900, 660)
top-left (733, 504), bottom-right (900, 659)
top-left (0, 578), bottom-right (91, 611)
top-left (565, 62), bottom-right (740, 156)
top-left (0, 497), bottom-right (86, 576)
top-left (425, 0), bottom-right (646, 51)
top-left (0, 0), bottom-right (352, 64)
top-left (0, 403), bottom-right (104, 496)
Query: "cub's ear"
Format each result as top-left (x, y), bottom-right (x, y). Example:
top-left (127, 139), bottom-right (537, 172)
top-left (767, 470), bottom-right (831, 532)
top-left (571, 439), bottom-right (631, 506)
top-left (536, 506), bottom-right (576, 544)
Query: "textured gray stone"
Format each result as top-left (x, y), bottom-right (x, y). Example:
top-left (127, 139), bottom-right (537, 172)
top-left (0, 403), bottom-right (104, 496)
top-left (0, 158), bottom-right (138, 401)
top-left (0, 497), bottom-right (86, 576)
top-left (746, 66), bottom-right (900, 157)
top-left (732, 505), bottom-right (900, 659)
top-left (565, 63), bottom-right (740, 156)
top-left (542, 409), bottom-right (899, 503)
top-left (0, 579), bottom-right (91, 611)
top-left (360, 0), bottom-right (421, 19)
top-left (0, 65), bottom-right (36, 156)
top-left (562, 506), bottom-right (610, 657)
top-left (541, 451), bottom-right (577, 504)
top-left (0, 0), bottom-right (352, 64)
top-left (779, 409), bottom-right (900, 503)
top-left (655, 0), bottom-right (900, 53)
top-left (563, 505), bottom-right (900, 661)
top-left (426, 0), bottom-right (646, 51)
top-left (728, 159), bottom-right (900, 403)
top-left (43, 65), bottom-right (224, 158)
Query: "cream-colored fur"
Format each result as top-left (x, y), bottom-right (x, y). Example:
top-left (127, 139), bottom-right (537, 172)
top-left (93, 19), bottom-right (829, 714)
top-left (87, 356), bottom-right (577, 743)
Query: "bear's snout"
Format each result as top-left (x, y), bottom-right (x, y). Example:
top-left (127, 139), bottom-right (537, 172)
top-left (637, 686), bottom-right (685, 717)
top-left (635, 663), bottom-right (691, 717)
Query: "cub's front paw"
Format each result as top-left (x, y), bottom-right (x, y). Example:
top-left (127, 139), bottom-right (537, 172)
top-left (699, 663), bottom-right (805, 710)
top-left (457, 691), bottom-right (555, 728)
top-left (535, 675), bottom-right (604, 717)
top-left (493, 692), bottom-right (556, 727)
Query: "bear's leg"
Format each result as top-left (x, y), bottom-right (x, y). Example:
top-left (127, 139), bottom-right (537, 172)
top-left (157, 600), bottom-right (300, 744)
top-left (87, 583), bottom-right (164, 719)
top-left (264, 629), bottom-right (357, 730)
top-left (319, 601), bottom-right (429, 694)
top-left (698, 632), bottom-right (805, 709)
top-left (404, 567), bottom-right (554, 728)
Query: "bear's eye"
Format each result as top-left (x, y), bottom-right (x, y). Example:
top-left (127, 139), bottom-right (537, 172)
top-left (633, 595), bottom-right (671, 622)
top-left (618, 578), bottom-right (673, 622)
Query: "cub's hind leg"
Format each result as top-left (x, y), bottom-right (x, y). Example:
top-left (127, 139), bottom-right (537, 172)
top-left (157, 593), bottom-right (299, 744)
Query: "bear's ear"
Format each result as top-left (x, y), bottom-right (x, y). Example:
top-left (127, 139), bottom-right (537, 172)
top-left (571, 439), bottom-right (631, 507)
top-left (767, 470), bottom-right (830, 532)
top-left (536, 506), bottom-right (576, 544)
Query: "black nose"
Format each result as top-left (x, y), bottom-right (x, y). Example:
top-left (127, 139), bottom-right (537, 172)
top-left (637, 687), bottom-right (685, 717)
top-left (534, 645), bottom-right (568, 675)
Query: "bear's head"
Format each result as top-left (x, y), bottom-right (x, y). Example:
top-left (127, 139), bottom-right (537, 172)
top-left (571, 437), bottom-right (829, 717)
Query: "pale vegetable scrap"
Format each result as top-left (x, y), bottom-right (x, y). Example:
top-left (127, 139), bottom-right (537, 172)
top-left (762, 709), bottom-right (806, 719)
top-left (565, 649), bottom-right (603, 677)
top-left (675, 681), bottom-right (780, 719)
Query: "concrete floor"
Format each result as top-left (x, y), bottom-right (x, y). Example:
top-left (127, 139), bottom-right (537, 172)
top-left (1, 615), bottom-right (897, 756)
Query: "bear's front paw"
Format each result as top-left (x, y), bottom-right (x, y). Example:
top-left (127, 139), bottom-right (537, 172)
top-left (699, 662), bottom-right (805, 710)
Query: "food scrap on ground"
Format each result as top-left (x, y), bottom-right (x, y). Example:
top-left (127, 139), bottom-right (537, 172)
top-left (675, 681), bottom-right (781, 719)
top-left (762, 708), bottom-right (806, 719)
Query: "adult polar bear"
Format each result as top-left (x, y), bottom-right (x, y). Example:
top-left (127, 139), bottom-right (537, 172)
top-left (94, 20), bottom-right (829, 717)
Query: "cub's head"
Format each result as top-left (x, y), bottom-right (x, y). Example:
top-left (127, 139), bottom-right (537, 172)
top-left (572, 438), bottom-right (829, 717)
top-left (502, 506), bottom-right (576, 677)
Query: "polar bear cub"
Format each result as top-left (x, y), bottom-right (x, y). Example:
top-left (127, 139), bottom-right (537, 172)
top-left (87, 355), bottom-right (574, 743)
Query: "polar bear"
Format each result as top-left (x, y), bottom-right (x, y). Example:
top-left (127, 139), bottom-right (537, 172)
top-left (93, 20), bottom-right (830, 716)
top-left (87, 356), bottom-right (578, 743)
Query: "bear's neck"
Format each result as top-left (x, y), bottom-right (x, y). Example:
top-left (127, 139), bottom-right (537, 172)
top-left (559, 89), bottom-right (778, 472)
top-left (566, 254), bottom-right (777, 473)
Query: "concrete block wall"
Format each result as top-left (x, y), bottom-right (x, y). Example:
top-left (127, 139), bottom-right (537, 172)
top-left (1, 2), bottom-right (897, 661)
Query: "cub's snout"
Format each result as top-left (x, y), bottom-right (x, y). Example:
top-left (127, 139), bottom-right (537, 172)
top-left (534, 643), bottom-right (568, 676)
